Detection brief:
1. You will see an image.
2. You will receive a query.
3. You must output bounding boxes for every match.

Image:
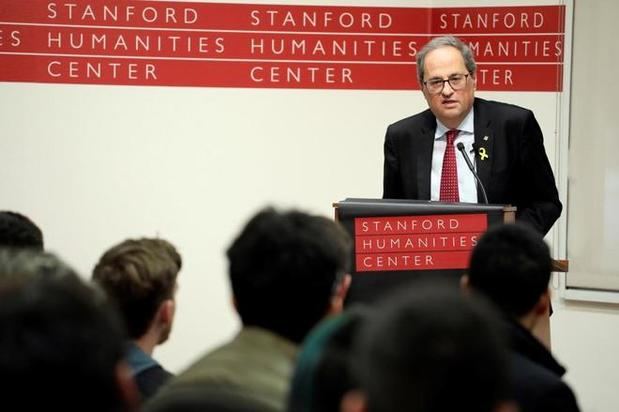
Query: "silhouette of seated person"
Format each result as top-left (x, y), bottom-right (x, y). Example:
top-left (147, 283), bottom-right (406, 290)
top-left (462, 223), bottom-right (581, 412)
top-left (147, 207), bottom-right (352, 412)
top-left (0, 249), bottom-right (140, 412)
top-left (93, 238), bottom-right (182, 401)
top-left (342, 281), bottom-right (517, 412)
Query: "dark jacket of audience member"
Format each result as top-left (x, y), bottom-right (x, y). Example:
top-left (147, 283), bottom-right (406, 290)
top-left (0, 249), bottom-right (139, 412)
top-left (147, 207), bottom-right (352, 412)
top-left (509, 317), bottom-right (579, 412)
top-left (466, 223), bottom-right (581, 412)
top-left (93, 238), bottom-right (182, 401)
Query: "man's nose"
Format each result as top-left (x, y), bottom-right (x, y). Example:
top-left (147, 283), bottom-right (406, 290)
top-left (441, 81), bottom-right (455, 96)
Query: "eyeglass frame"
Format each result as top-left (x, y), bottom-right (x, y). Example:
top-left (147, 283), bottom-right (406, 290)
top-left (422, 73), bottom-right (471, 95)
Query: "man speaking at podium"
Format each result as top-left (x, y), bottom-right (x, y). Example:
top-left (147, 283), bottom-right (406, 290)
top-left (382, 36), bottom-right (562, 235)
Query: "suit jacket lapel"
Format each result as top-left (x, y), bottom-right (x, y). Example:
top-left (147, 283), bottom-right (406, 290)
top-left (474, 98), bottom-right (494, 203)
top-left (417, 112), bottom-right (435, 200)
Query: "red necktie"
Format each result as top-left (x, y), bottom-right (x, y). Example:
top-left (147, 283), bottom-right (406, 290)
top-left (439, 129), bottom-right (460, 202)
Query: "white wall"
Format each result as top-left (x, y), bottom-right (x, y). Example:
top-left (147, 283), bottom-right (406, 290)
top-left (549, 1), bottom-right (619, 411)
top-left (551, 299), bottom-right (619, 412)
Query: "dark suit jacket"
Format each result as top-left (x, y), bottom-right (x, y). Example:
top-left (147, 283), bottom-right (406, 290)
top-left (383, 98), bottom-right (562, 234)
top-left (507, 319), bottom-right (580, 412)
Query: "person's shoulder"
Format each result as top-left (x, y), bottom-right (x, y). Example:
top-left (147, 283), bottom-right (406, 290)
top-left (475, 97), bottom-right (533, 119)
top-left (510, 351), bottom-right (573, 398)
top-left (137, 364), bottom-right (174, 380)
top-left (167, 329), bottom-right (293, 385)
top-left (159, 346), bottom-right (237, 393)
top-left (152, 330), bottom-right (292, 412)
top-left (387, 108), bottom-right (434, 134)
top-left (511, 351), bottom-right (561, 383)
top-left (510, 352), bottom-right (580, 411)
top-left (135, 365), bottom-right (174, 400)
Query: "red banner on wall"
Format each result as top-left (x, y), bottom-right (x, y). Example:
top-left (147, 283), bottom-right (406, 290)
top-left (0, 1), bottom-right (566, 90)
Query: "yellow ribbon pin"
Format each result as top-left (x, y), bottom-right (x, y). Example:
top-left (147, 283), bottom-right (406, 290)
top-left (478, 147), bottom-right (489, 160)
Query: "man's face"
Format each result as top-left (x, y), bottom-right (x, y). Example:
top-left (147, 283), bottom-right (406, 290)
top-left (421, 46), bottom-right (476, 128)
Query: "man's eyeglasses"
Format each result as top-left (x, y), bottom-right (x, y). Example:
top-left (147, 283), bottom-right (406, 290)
top-left (423, 73), bottom-right (470, 94)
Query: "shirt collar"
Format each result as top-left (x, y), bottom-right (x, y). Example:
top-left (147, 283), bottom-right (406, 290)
top-left (434, 107), bottom-right (475, 139)
top-left (126, 342), bottom-right (158, 375)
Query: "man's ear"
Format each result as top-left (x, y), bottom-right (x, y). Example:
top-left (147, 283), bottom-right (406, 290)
top-left (329, 274), bottom-right (352, 316)
top-left (340, 390), bottom-right (367, 412)
top-left (158, 299), bottom-right (176, 325)
top-left (534, 288), bottom-right (551, 316)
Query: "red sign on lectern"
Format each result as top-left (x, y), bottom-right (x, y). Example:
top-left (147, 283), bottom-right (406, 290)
top-left (354, 213), bottom-right (487, 272)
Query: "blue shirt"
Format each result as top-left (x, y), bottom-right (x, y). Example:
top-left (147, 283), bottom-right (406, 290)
top-left (126, 342), bottom-right (159, 376)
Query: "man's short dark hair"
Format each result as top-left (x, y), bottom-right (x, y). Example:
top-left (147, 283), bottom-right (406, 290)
top-left (356, 281), bottom-right (510, 412)
top-left (0, 211), bottom-right (44, 250)
top-left (468, 223), bottom-right (552, 317)
top-left (92, 238), bottom-right (182, 339)
top-left (0, 250), bottom-right (129, 412)
top-left (226, 207), bottom-right (352, 344)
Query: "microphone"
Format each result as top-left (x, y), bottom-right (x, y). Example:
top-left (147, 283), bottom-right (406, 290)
top-left (456, 142), bottom-right (489, 204)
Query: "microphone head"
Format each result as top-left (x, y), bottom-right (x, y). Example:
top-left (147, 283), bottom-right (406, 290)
top-left (456, 142), bottom-right (465, 151)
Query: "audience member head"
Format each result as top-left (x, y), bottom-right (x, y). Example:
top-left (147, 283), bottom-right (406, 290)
top-left (226, 207), bottom-right (352, 344)
top-left (465, 223), bottom-right (552, 320)
top-left (348, 281), bottom-right (512, 412)
top-left (0, 248), bottom-right (72, 284)
top-left (287, 306), bottom-right (369, 412)
top-left (92, 238), bottom-right (182, 344)
top-left (0, 249), bottom-right (138, 412)
top-left (0, 211), bottom-right (44, 250)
